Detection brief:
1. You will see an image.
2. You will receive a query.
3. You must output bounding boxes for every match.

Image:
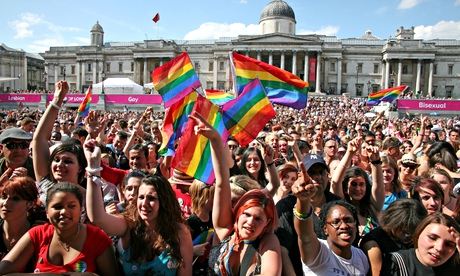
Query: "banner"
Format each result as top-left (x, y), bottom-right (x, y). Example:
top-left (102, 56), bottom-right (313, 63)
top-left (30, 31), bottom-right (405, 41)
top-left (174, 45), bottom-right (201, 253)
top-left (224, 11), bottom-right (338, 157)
top-left (397, 99), bottom-right (460, 112)
top-left (0, 94), bottom-right (41, 103)
top-left (47, 95), bottom-right (100, 104)
top-left (104, 94), bottom-right (162, 105)
top-left (309, 56), bottom-right (317, 83)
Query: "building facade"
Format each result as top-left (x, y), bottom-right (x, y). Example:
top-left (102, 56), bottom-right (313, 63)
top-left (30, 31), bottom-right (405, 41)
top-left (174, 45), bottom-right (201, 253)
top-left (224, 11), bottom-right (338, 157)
top-left (41, 0), bottom-right (460, 98)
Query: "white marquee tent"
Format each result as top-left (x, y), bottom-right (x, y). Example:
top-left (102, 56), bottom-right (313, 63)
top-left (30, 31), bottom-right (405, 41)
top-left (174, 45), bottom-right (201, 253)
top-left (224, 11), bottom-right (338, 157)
top-left (92, 78), bottom-right (144, 94)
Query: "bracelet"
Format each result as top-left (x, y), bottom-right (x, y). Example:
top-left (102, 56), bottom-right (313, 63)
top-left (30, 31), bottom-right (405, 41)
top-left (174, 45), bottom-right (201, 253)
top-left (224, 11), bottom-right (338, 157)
top-left (85, 167), bottom-right (103, 175)
top-left (49, 101), bottom-right (61, 110)
top-left (370, 159), bottom-right (382, 165)
top-left (91, 175), bottom-right (103, 188)
top-left (266, 161), bottom-right (274, 167)
top-left (293, 206), bottom-right (313, 221)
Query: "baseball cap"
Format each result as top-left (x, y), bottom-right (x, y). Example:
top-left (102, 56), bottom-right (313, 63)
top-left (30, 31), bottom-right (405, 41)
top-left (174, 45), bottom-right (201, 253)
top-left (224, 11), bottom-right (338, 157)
top-left (0, 127), bottom-right (33, 144)
top-left (302, 154), bottom-right (328, 172)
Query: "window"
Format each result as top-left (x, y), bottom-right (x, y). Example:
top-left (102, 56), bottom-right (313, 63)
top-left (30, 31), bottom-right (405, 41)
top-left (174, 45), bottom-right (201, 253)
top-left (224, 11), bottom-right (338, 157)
top-left (433, 64), bottom-right (437, 75)
top-left (217, 81), bottom-right (225, 90)
top-left (194, 62), bottom-right (200, 71)
top-left (330, 62), bottom-right (336, 72)
top-left (432, 85), bottom-right (437, 97)
top-left (341, 84), bottom-right (348, 94)
top-left (402, 65), bottom-right (408, 74)
top-left (71, 65), bottom-right (75, 75)
top-left (373, 64), bottom-right (379, 74)
top-left (342, 63), bottom-right (347, 74)
top-left (446, 85), bottom-right (453, 98)
top-left (131, 62), bottom-right (134, 72)
top-left (448, 64), bottom-right (454, 75)
top-left (106, 63), bottom-right (111, 73)
top-left (118, 62), bottom-right (123, 72)
top-left (219, 61), bottom-right (225, 71)
top-left (209, 61), bottom-right (214, 72)
top-left (206, 81), bottom-right (213, 90)
top-left (60, 66), bottom-right (65, 75)
top-left (87, 63), bottom-right (92, 72)
top-left (357, 63), bottom-right (363, 74)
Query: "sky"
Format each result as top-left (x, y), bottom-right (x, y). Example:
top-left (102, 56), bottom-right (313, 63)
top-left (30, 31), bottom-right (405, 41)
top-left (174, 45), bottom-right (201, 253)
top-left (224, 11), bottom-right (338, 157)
top-left (2, 0), bottom-right (460, 54)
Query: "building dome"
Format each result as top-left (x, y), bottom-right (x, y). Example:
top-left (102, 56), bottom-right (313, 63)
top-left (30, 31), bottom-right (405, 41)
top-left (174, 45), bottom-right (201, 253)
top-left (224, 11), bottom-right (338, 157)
top-left (91, 21), bottom-right (104, 33)
top-left (260, 0), bottom-right (296, 23)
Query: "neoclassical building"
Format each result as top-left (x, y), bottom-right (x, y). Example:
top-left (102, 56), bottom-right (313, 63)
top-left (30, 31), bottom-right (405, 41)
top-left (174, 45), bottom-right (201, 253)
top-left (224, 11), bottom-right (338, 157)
top-left (41, 0), bottom-right (460, 98)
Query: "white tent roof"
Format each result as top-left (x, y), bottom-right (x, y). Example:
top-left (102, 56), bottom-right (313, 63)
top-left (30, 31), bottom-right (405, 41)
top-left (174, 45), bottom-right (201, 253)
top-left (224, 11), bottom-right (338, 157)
top-left (92, 78), bottom-right (144, 94)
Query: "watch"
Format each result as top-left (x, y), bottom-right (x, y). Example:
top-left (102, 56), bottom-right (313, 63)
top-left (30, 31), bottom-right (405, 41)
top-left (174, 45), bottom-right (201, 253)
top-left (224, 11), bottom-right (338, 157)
top-left (370, 159), bottom-right (382, 165)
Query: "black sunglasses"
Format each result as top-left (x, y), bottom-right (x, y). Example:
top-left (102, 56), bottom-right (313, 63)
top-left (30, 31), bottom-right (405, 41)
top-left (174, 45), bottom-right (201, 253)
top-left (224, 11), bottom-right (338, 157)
top-left (4, 141), bottom-right (29, 150)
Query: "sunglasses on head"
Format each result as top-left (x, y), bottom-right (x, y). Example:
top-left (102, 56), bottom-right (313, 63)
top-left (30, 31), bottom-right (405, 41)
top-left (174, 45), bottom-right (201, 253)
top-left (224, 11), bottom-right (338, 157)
top-left (4, 141), bottom-right (29, 150)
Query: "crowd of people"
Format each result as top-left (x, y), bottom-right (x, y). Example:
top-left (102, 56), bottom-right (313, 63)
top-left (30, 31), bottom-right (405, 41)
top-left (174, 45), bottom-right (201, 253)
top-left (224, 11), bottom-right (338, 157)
top-left (0, 80), bottom-right (459, 275)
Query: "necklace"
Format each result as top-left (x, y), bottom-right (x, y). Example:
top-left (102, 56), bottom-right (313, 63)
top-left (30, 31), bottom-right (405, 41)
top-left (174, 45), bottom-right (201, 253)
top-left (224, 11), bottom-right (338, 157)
top-left (57, 223), bottom-right (81, 252)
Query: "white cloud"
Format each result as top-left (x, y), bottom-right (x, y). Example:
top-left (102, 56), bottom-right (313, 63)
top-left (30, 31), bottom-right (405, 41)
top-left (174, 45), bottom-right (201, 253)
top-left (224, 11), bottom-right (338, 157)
top-left (455, 0), bottom-right (460, 5)
top-left (8, 12), bottom-right (43, 39)
top-left (414, 20), bottom-right (460, 39)
top-left (398, 0), bottom-right (423, 9)
top-left (184, 22), bottom-right (259, 39)
top-left (240, 0), bottom-right (248, 3)
top-left (298, 26), bottom-right (339, 36)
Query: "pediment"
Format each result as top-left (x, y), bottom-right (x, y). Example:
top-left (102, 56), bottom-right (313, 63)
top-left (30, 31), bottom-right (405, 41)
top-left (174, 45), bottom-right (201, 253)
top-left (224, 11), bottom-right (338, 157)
top-left (234, 33), bottom-right (320, 44)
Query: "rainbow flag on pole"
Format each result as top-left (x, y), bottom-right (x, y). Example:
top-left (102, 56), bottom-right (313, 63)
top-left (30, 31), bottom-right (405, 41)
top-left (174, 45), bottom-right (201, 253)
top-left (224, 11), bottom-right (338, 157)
top-left (367, 85), bottom-right (407, 106)
top-left (159, 92), bottom-right (198, 156)
top-left (152, 52), bottom-right (201, 108)
top-left (172, 95), bottom-right (228, 184)
top-left (221, 78), bottom-right (276, 147)
top-left (77, 86), bottom-right (92, 118)
top-left (231, 52), bottom-right (308, 109)
top-left (205, 89), bottom-right (234, 106)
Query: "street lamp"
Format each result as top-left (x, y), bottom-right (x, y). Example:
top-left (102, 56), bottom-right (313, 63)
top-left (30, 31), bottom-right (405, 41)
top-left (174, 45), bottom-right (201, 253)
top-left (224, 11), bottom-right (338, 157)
top-left (63, 66), bottom-right (66, 81)
top-left (101, 71), bottom-right (105, 94)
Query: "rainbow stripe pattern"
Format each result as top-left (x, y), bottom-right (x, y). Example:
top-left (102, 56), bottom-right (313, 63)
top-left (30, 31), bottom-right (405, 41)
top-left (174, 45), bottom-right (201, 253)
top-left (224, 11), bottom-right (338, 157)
top-left (367, 85), bottom-right (407, 106)
top-left (221, 78), bottom-right (276, 147)
top-left (205, 89), bottom-right (234, 106)
top-left (172, 95), bottom-right (228, 184)
top-left (159, 91), bottom-right (198, 156)
top-left (152, 52), bottom-right (201, 108)
top-left (192, 229), bottom-right (215, 245)
top-left (77, 86), bottom-right (92, 117)
top-left (231, 51), bottom-right (308, 109)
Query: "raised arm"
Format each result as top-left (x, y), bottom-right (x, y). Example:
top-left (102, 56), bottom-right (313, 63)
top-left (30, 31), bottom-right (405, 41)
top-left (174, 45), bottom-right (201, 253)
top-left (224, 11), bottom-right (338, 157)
top-left (366, 145), bottom-right (385, 211)
top-left (84, 139), bottom-right (128, 236)
top-left (189, 111), bottom-right (232, 241)
top-left (262, 144), bottom-right (280, 197)
top-left (330, 137), bottom-right (361, 198)
top-left (32, 81), bottom-right (68, 181)
top-left (0, 229), bottom-right (34, 274)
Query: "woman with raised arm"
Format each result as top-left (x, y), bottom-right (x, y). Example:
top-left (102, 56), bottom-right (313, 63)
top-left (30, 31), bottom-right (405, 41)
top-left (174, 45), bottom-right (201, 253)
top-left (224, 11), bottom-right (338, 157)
top-left (84, 139), bottom-right (193, 275)
top-left (188, 111), bottom-right (281, 275)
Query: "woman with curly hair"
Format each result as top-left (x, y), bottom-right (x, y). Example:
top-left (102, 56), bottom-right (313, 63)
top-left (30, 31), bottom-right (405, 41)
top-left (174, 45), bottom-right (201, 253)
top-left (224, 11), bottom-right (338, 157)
top-left (84, 139), bottom-right (192, 275)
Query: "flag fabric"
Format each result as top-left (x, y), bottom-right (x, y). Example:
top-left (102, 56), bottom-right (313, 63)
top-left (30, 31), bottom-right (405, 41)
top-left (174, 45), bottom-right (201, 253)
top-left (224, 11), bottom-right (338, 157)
top-left (231, 52), bottom-right (308, 109)
top-left (367, 85), bottom-right (407, 106)
top-left (152, 52), bottom-right (201, 108)
top-left (172, 95), bottom-right (228, 184)
top-left (152, 13), bottom-right (160, 23)
top-left (77, 86), bottom-right (92, 117)
top-left (159, 92), bottom-right (198, 156)
top-left (204, 89), bottom-right (234, 106)
top-left (192, 229), bottom-right (214, 245)
top-left (221, 78), bottom-right (276, 147)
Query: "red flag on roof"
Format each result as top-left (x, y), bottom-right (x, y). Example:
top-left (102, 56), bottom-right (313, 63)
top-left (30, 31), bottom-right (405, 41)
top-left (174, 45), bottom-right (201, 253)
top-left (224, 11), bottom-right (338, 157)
top-left (152, 13), bottom-right (160, 23)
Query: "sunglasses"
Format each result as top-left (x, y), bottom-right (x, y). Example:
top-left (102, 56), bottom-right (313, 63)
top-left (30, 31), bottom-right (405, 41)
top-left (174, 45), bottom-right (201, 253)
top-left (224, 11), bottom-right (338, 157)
top-left (4, 141), bottom-right (29, 150)
top-left (401, 163), bottom-right (418, 170)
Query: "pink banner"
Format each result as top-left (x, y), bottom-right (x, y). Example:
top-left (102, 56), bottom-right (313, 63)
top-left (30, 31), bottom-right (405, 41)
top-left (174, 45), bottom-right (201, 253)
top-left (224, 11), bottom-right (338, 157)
top-left (0, 94), bottom-right (41, 103)
top-left (398, 99), bottom-right (460, 112)
top-left (104, 94), bottom-right (162, 105)
top-left (309, 56), bottom-right (317, 83)
top-left (47, 95), bottom-right (100, 104)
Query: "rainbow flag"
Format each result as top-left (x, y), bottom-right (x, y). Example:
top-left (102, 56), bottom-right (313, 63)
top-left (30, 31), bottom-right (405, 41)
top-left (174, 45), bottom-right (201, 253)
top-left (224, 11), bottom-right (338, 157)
top-left (172, 95), bottom-right (228, 184)
top-left (159, 92), bottom-right (198, 156)
top-left (367, 85), bottom-right (407, 106)
top-left (192, 229), bottom-right (214, 245)
top-left (231, 52), bottom-right (308, 109)
top-left (221, 78), bottom-right (276, 147)
top-left (205, 89), bottom-right (234, 106)
top-left (152, 52), bottom-right (201, 108)
top-left (77, 86), bottom-right (92, 117)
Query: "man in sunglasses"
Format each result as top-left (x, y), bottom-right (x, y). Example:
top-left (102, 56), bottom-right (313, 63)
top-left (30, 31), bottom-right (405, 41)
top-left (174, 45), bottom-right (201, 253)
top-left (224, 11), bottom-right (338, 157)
top-left (0, 127), bottom-right (35, 185)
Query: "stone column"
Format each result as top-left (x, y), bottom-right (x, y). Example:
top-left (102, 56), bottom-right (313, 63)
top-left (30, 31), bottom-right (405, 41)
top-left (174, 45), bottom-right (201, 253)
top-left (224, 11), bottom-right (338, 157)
top-left (380, 61), bottom-right (385, 88)
top-left (280, 51), bottom-right (285, 70)
top-left (76, 61), bottom-right (81, 91)
top-left (397, 60), bottom-right (402, 86)
top-left (54, 65), bottom-right (59, 86)
top-left (143, 58), bottom-right (148, 85)
top-left (428, 62), bottom-right (433, 97)
top-left (303, 53), bottom-right (309, 82)
top-left (256, 51), bottom-right (261, 61)
top-left (269, 52), bottom-right (273, 65)
top-left (292, 51), bottom-right (297, 75)
top-left (92, 61), bottom-right (97, 84)
top-left (44, 64), bottom-right (49, 91)
top-left (384, 60), bottom-right (390, 89)
top-left (213, 58), bottom-right (218, 89)
top-left (81, 61), bottom-right (86, 88)
top-left (23, 56), bottom-right (28, 90)
top-left (415, 60), bottom-right (421, 93)
top-left (337, 58), bottom-right (342, 95)
top-left (315, 52), bottom-right (321, 93)
top-left (225, 59), bottom-right (230, 90)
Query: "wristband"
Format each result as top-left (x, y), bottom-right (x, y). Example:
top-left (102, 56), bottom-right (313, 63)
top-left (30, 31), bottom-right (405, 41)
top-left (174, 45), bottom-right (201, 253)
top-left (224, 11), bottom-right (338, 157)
top-left (370, 159), bottom-right (382, 165)
top-left (85, 167), bottom-right (103, 175)
top-left (49, 101), bottom-right (61, 110)
top-left (266, 161), bottom-right (274, 167)
top-left (91, 175), bottom-right (103, 188)
top-left (293, 206), bottom-right (313, 221)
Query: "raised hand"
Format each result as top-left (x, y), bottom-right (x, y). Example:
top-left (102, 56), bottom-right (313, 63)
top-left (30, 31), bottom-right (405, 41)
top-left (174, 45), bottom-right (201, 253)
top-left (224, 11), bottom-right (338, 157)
top-left (189, 111), bottom-right (220, 141)
top-left (53, 80), bottom-right (69, 104)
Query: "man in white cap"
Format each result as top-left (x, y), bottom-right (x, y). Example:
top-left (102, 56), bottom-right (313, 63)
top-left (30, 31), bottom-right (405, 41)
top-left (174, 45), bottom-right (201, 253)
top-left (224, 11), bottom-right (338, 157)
top-left (0, 127), bottom-right (35, 184)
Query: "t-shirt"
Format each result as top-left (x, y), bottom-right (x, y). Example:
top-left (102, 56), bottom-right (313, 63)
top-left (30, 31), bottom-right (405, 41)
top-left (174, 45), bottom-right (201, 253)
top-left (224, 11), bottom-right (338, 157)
top-left (172, 186), bottom-right (192, 219)
top-left (29, 223), bottom-right (112, 273)
top-left (302, 239), bottom-right (369, 276)
top-left (383, 190), bottom-right (407, 210)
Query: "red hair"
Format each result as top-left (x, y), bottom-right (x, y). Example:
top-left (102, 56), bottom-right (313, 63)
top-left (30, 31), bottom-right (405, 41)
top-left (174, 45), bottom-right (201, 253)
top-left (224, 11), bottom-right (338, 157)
top-left (0, 176), bottom-right (38, 202)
